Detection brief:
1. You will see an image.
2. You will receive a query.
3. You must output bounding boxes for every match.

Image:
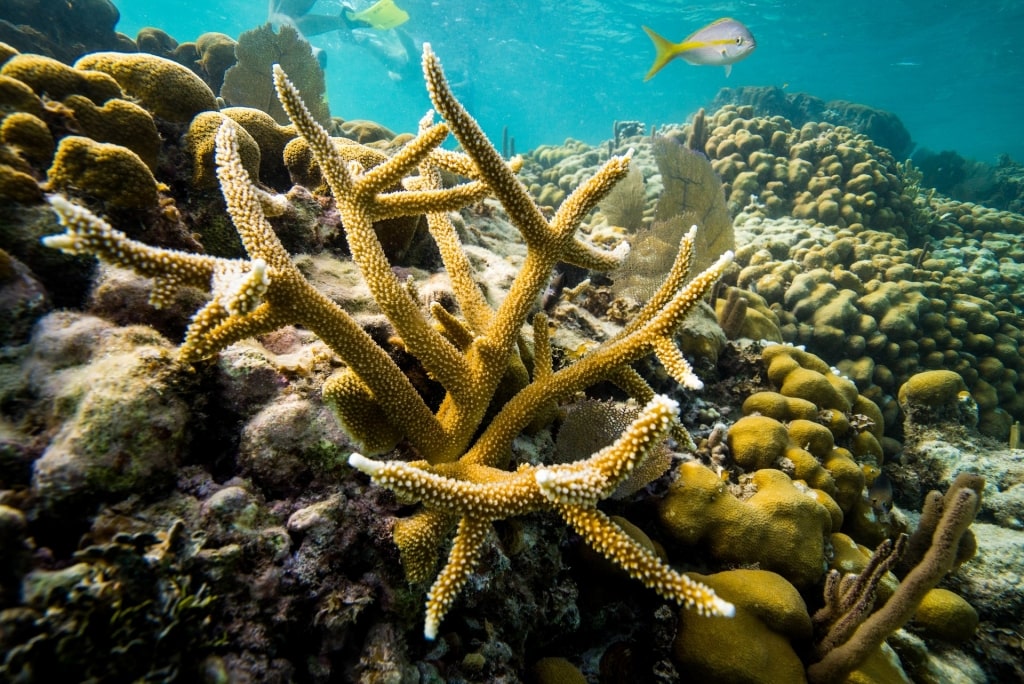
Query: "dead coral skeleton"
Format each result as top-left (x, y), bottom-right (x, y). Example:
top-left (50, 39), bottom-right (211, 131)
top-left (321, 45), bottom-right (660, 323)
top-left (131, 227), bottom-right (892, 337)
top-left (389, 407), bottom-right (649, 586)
top-left (43, 43), bottom-right (735, 639)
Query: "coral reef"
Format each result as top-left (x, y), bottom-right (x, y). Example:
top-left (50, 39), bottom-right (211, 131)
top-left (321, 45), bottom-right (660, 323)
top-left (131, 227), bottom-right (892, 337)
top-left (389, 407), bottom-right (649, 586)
top-left (913, 148), bottom-right (1024, 214)
top-left (5, 39), bottom-right (751, 674)
top-left (0, 18), bottom-right (1020, 682)
top-left (0, 0), bottom-right (129, 63)
top-left (74, 51), bottom-right (218, 123)
top-left (519, 126), bottom-right (1024, 440)
top-left (39, 39), bottom-right (737, 639)
top-left (710, 85), bottom-right (915, 160)
top-left (729, 212), bottom-right (1024, 439)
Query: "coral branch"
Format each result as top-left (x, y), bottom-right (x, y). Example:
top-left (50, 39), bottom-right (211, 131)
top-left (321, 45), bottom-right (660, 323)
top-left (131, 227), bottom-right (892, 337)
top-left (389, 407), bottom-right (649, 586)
top-left (350, 395), bottom-right (734, 638)
top-left (808, 476), bottom-right (983, 684)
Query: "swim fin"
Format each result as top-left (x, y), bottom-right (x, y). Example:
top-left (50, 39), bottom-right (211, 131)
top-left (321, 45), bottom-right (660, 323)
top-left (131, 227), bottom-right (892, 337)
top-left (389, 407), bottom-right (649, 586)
top-left (345, 0), bottom-right (409, 30)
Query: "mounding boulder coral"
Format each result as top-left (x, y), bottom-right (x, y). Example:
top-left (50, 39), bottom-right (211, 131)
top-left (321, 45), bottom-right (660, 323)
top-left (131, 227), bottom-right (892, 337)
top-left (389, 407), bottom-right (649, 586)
top-left (897, 369), bottom-right (972, 424)
top-left (658, 461), bottom-right (835, 587)
top-left (46, 135), bottom-right (159, 210)
top-left (673, 569), bottom-right (812, 683)
top-left (729, 213), bottom-right (1024, 439)
top-left (711, 85), bottom-right (915, 160)
top-left (74, 51), bottom-right (218, 122)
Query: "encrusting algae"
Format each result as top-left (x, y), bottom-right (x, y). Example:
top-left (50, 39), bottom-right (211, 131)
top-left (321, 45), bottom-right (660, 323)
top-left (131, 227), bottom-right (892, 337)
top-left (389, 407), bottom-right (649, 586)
top-left (41, 44), bottom-right (736, 640)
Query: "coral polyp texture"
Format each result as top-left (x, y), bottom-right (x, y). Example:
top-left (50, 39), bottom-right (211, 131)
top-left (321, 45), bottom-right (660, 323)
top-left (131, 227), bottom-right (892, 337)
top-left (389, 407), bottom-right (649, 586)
top-left (40, 44), bottom-right (735, 641)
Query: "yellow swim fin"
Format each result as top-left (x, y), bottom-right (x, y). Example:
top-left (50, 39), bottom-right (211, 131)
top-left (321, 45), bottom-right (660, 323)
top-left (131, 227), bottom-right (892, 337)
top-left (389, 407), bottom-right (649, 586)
top-left (642, 25), bottom-right (680, 81)
top-left (345, 0), bottom-right (410, 30)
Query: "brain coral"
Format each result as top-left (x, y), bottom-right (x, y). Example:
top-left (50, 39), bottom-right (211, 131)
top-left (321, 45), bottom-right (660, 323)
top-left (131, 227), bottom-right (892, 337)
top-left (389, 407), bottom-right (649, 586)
top-left (61, 94), bottom-right (161, 170)
top-left (186, 111), bottom-right (262, 189)
top-left (46, 135), bottom-right (158, 210)
top-left (0, 73), bottom-right (46, 119)
top-left (74, 51), bottom-right (218, 122)
top-left (1, 53), bottom-right (121, 105)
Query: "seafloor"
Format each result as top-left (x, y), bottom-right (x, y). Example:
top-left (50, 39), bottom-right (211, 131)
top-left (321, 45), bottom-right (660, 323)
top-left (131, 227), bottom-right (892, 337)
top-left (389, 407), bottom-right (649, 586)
top-left (1, 3), bottom-right (1023, 683)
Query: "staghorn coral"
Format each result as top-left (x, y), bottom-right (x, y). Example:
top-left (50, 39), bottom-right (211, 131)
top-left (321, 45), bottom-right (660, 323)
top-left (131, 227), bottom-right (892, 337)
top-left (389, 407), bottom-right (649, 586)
top-left (554, 397), bottom-right (673, 498)
top-left (40, 44), bottom-right (736, 641)
top-left (185, 111), bottom-right (263, 190)
top-left (221, 106), bottom-right (294, 188)
top-left (351, 395), bottom-right (734, 639)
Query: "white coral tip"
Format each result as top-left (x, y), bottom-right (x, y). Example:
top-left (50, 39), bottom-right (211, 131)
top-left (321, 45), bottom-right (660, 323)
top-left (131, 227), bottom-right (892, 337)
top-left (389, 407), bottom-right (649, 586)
top-left (534, 469), bottom-right (555, 487)
top-left (40, 234), bottom-right (76, 251)
top-left (713, 596), bottom-right (736, 618)
top-left (647, 394), bottom-right (680, 415)
top-left (348, 453), bottom-right (383, 475)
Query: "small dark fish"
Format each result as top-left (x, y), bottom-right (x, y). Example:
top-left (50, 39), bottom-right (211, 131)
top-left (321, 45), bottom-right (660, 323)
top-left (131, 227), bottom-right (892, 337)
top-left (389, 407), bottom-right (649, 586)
top-left (868, 472), bottom-right (894, 521)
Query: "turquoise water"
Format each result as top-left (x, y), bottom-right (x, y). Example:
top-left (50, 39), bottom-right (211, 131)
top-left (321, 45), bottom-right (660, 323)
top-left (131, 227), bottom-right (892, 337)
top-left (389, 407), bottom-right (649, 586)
top-left (86, 0), bottom-right (1024, 164)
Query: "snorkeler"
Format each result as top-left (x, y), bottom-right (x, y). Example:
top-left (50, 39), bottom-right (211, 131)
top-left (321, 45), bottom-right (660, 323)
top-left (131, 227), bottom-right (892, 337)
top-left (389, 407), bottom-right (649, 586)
top-left (268, 0), bottom-right (419, 80)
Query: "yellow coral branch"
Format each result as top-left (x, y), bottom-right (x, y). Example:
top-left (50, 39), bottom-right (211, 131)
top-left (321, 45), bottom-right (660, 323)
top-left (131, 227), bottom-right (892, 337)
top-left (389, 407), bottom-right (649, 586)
top-left (44, 195), bottom-right (219, 306)
top-left (350, 395), bottom-right (733, 638)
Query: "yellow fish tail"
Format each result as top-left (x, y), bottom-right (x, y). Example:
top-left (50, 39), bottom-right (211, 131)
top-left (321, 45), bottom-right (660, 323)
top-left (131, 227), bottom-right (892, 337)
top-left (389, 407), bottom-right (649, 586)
top-left (642, 25), bottom-right (681, 81)
top-left (346, 0), bottom-right (409, 30)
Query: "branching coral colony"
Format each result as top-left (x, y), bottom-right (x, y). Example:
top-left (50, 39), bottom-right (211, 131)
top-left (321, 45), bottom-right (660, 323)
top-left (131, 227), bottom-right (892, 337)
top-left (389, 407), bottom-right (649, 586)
top-left (42, 44), bottom-right (735, 638)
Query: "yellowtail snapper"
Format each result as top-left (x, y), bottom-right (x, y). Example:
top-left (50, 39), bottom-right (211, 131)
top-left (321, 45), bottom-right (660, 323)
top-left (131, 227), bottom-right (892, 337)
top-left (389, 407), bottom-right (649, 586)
top-left (642, 18), bottom-right (756, 81)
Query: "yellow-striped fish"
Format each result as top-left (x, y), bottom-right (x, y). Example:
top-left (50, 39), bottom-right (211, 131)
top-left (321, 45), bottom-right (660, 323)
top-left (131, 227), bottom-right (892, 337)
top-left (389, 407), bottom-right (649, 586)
top-left (642, 18), bottom-right (756, 81)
